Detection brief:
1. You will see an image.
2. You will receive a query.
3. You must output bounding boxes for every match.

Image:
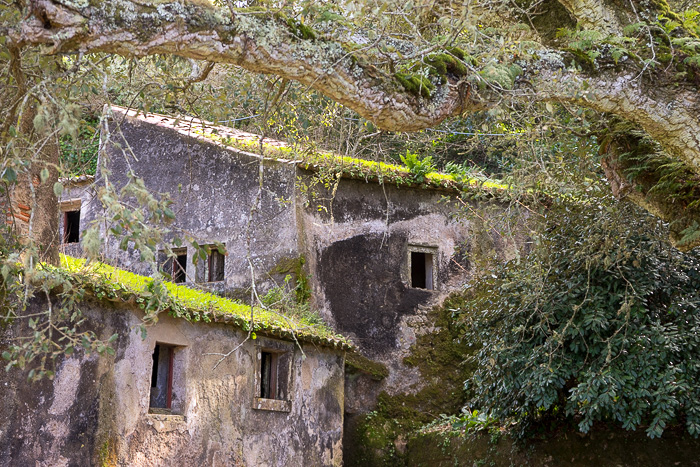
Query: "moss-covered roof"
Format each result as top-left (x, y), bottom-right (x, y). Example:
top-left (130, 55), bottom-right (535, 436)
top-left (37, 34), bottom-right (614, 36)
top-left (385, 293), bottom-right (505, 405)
top-left (109, 105), bottom-right (508, 194)
top-left (55, 255), bottom-right (353, 350)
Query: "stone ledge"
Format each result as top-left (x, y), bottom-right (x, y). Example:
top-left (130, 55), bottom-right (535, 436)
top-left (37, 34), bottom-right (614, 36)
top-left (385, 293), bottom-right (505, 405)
top-left (253, 397), bottom-right (292, 412)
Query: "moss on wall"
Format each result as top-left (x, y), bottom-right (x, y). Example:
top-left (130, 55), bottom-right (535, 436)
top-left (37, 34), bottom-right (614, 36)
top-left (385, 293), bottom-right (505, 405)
top-left (348, 293), bottom-right (477, 466)
top-left (98, 438), bottom-right (119, 467)
top-left (345, 352), bottom-right (389, 381)
top-left (268, 255), bottom-right (311, 303)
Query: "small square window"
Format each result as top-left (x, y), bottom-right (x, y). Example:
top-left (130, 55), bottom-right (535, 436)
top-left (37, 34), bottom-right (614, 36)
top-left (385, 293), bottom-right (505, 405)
top-left (149, 343), bottom-right (184, 414)
top-left (407, 246), bottom-right (437, 290)
top-left (63, 210), bottom-right (81, 244)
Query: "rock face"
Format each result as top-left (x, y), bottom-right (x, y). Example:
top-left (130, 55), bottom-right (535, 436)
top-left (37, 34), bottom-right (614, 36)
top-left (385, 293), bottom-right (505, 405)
top-left (0, 298), bottom-right (345, 466)
top-left (56, 106), bottom-right (527, 461)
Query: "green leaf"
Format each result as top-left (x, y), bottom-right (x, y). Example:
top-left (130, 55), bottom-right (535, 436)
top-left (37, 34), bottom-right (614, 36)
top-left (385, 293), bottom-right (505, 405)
top-left (2, 167), bottom-right (17, 183)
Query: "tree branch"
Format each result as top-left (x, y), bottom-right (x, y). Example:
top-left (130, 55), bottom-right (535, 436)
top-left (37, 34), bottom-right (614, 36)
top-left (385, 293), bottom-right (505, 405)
top-left (557, 0), bottom-right (621, 34)
top-left (15, 0), bottom-right (482, 132)
top-left (13, 0), bottom-right (700, 177)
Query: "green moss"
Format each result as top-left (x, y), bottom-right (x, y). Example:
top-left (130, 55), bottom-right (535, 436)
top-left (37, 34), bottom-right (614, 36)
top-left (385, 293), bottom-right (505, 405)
top-left (658, 53), bottom-right (674, 64)
top-left (397, 47), bottom-right (472, 93)
top-left (650, 0), bottom-right (684, 23)
top-left (129, 108), bottom-right (509, 196)
top-left (274, 12), bottom-right (317, 40)
top-left (232, 6), bottom-right (268, 14)
top-left (423, 52), bottom-right (469, 78)
top-left (98, 438), bottom-right (118, 467)
top-left (345, 352), bottom-right (390, 381)
top-left (55, 255), bottom-right (351, 348)
top-left (394, 72), bottom-right (435, 98)
top-left (479, 63), bottom-right (523, 89)
top-left (564, 48), bottom-right (598, 73)
top-left (349, 293), bottom-right (478, 465)
top-left (446, 46), bottom-right (466, 61)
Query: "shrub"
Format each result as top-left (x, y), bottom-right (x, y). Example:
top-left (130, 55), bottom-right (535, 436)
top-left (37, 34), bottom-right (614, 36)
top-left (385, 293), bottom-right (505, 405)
top-left (459, 195), bottom-right (700, 439)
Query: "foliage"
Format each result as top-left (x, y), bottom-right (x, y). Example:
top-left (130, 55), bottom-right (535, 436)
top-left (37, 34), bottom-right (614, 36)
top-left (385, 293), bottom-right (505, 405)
top-left (598, 122), bottom-right (700, 250)
top-left (460, 195), bottom-right (700, 438)
top-left (0, 253), bottom-right (349, 380)
top-left (192, 118), bottom-right (508, 191)
top-left (2, 254), bottom-right (347, 367)
top-left (59, 117), bottom-right (100, 176)
top-left (400, 150), bottom-right (435, 183)
top-left (260, 274), bottom-right (323, 327)
top-left (418, 410), bottom-right (497, 437)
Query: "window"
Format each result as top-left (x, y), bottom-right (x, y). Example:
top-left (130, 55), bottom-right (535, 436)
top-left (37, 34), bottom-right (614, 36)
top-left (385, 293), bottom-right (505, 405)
top-left (63, 209), bottom-right (81, 244)
top-left (150, 343), bottom-right (174, 411)
top-left (171, 249), bottom-right (187, 284)
top-left (407, 245), bottom-right (438, 290)
top-left (208, 250), bottom-right (225, 282)
top-left (149, 343), bottom-right (185, 414)
top-left (254, 344), bottom-right (292, 412)
top-left (195, 245), bottom-right (226, 283)
top-left (261, 351), bottom-right (282, 399)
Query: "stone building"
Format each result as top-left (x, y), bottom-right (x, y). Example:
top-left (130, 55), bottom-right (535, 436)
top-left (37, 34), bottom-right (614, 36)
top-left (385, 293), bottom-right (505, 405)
top-left (50, 106), bottom-right (525, 462)
top-left (0, 262), bottom-right (349, 466)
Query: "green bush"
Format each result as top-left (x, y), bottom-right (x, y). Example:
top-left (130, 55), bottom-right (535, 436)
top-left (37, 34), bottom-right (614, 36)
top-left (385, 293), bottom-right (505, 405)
top-left (459, 195), bottom-right (700, 439)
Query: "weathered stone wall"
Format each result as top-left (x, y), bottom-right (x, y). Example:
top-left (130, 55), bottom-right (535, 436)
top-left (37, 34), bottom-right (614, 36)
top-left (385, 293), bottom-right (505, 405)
top-left (295, 173), bottom-right (527, 465)
top-left (0, 298), bottom-right (345, 466)
top-left (57, 108), bottom-right (530, 464)
top-left (298, 174), bottom-right (523, 399)
top-left (93, 108), bottom-right (299, 295)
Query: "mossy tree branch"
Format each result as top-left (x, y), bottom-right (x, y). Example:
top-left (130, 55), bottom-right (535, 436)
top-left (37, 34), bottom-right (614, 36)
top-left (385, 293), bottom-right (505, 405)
top-left (10, 0), bottom-right (700, 249)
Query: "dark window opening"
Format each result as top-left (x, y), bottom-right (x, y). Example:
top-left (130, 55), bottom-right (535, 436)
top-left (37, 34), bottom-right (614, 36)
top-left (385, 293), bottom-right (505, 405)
top-left (260, 351), bottom-right (278, 399)
top-left (208, 250), bottom-right (225, 282)
top-left (150, 343), bottom-right (174, 410)
top-left (411, 251), bottom-right (434, 290)
top-left (172, 251), bottom-right (187, 283)
top-left (63, 210), bottom-right (80, 244)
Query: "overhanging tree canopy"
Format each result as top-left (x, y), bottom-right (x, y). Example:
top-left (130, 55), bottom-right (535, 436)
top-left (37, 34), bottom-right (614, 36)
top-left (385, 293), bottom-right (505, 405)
top-left (7, 0), bottom-right (700, 247)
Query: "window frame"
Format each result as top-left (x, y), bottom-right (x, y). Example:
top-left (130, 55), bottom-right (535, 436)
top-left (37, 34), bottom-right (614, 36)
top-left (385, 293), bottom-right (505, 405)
top-left (170, 248), bottom-right (188, 284)
top-left (253, 340), bottom-right (293, 412)
top-left (195, 244), bottom-right (226, 283)
top-left (149, 342), bottom-right (186, 415)
top-left (59, 199), bottom-right (82, 245)
top-left (406, 244), bottom-right (438, 291)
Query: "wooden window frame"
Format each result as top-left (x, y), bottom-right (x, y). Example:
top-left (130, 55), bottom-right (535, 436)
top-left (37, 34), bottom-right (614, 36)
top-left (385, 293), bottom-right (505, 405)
top-left (207, 249), bottom-right (225, 283)
top-left (60, 199), bottom-right (82, 244)
top-left (171, 249), bottom-right (188, 284)
top-left (149, 342), bottom-right (185, 415)
top-left (253, 341), bottom-right (293, 412)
